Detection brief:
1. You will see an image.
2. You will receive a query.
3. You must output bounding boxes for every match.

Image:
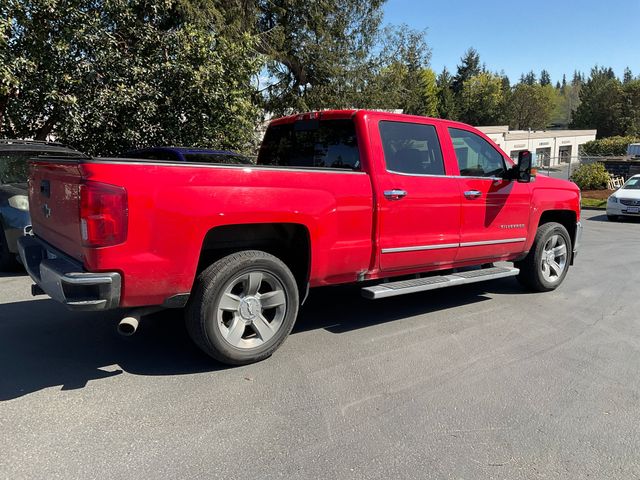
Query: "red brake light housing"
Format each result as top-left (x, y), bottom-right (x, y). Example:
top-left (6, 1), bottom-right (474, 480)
top-left (80, 181), bottom-right (128, 247)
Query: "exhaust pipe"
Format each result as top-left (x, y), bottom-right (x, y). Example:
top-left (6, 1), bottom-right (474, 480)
top-left (117, 307), bottom-right (161, 336)
top-left (117, 315), bottom-right (139, 336)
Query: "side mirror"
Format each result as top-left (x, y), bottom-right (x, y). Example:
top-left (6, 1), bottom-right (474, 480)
top-left (516, 150), bottom-right (537, 183)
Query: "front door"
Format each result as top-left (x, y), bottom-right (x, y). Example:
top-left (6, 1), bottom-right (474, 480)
top-left (374, 120), bottom-right (461, 272)
top-left (446, 127), bottom-right (531, 262)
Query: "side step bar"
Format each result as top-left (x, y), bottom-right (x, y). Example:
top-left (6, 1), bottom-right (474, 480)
top-left (361, 266), bottom-right (519, 300)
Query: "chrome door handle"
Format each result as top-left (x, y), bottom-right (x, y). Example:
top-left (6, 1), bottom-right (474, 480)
top-left (464, 190), bottom-right (482, 199)
top-left (384, 189), bottom-right (407, 200)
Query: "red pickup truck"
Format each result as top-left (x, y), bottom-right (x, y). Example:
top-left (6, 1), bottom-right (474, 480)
top-left (19, 110), bottom-right (582, 364)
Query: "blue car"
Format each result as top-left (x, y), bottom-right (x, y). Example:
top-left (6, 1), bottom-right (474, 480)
top-left (122, 147), bottom-right (253, 165)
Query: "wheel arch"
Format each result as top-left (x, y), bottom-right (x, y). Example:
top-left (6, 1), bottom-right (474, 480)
top-left (537, 209), bottom-right (577, 262)
top-left (196, 223), bottom-right (311, 301)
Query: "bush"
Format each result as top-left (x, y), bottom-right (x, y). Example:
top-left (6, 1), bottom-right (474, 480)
top-left (570, 162), bottom-right (611, 190)
top-left (580, 136), bottom-right (640, 156)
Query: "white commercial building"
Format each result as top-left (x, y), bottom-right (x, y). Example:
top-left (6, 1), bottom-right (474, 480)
top-left (477, 126), bottom-right (597, 167)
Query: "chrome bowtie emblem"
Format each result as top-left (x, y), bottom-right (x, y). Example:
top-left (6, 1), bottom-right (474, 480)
top-left (43, 204), bottom-right (51, 218)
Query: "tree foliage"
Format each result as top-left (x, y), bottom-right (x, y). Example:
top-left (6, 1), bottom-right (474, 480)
top-left (571, 67), bottom-right (625, 138)
top-left (3, 1), bottom-right (639, 156)
top-left (520, 71), bottom-right (536, 86)
top-left (540, 69), bottom-right (551, 86)
top-left (1, 0), bottom-right (261, 155)
top-left (436, 67), bottom-right (456, 120)
top-left (622, 79), bottom-right (640, 136)
top-left (457, 72), bottom-right (506, 126)
top-left (507, 83), bottom-right (555, 129)
top-left (452, 48), bottom-right (480, 94)
top-left (363, 26), bottom-right (435, 115)
top-left (580, 136), bottom-right (640, 156)
top-left (570, 162), bottom-right (610, 190)
top-left (255, 0), bottom-right (384, 114)
top-left (552, 82), bottom-right (580, 127)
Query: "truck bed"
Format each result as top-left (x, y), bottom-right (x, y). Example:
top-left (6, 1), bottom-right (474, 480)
top-left (28, 157), bottom-right (374, 307)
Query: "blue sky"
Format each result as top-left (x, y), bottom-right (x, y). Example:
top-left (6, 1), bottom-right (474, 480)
top-left (382, 0), bottom-right (640, 83)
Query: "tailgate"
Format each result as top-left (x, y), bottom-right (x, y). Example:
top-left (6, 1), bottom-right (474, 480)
top-left (29, 159), bottom-right (84, 261)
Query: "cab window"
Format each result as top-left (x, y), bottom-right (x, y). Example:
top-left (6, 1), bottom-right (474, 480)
top-left (258, 119), bottom-right (360, 170)
top-left (379, 121), bottom-right (445, 175)
top-left (449, 128), bottom-right (505, 177)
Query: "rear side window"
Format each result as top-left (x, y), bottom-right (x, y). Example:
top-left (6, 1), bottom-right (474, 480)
top-left (449, 128), bottom-right (505, 177)
top-left (258, 119), bottom-right (360, 170)
top-left (379, 121), bottom-right (445, 175)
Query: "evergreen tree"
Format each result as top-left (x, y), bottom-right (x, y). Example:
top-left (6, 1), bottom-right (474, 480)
top-left (624, 67), bottom-right (633, 84)
top-left (571, 66), bottom-right (624, 137)
top-left (520, 71), bottom-right (536, 86)
top-left (540, 70), bottom-right (551, 86)
top-left (572, 70), bottom-right (584, 86)
top-left (436, 67), bottom-right (456, 119)
top-left (622, 79), bottom-right (640, 135)
top-left (452, 48), bottom-right (481, 94)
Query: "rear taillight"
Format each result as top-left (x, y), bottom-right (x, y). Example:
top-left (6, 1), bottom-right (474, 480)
top-left (80, 181), bottom-right (128, 247)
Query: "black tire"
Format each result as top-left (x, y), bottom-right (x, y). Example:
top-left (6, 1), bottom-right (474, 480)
top-left (607, 214), bottom-right (618, 222)
top-left (186, 250), bottom-right (299, 365)
top-left (515, 222), bottom-right (572, 292)
top-left (0, 228), bottom-right (20, 272)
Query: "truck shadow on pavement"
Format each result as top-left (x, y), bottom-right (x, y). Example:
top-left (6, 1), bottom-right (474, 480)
top-left (0, 278), bottom-right (525, 401)
top-left (0, 299), bottom-right (225, 401)
top-left (294, 278), bottom-right (523, 334)
top-left (0, 270), bottom-right (28, 278)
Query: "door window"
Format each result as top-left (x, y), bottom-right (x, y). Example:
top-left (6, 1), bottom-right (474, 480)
top-left (449, 128), bottom-right (506, 177)
top-left (379, 121), bottom-right (445, 175)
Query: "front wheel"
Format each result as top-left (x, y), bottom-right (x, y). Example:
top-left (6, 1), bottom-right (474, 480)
top-left (516, 222), bottom-right (571, 292)
top-left (186, 250), bottom-right (299, 365)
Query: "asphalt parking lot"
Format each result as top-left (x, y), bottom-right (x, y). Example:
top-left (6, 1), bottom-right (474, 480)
top-left (1, 209), bottom-right (639, 479)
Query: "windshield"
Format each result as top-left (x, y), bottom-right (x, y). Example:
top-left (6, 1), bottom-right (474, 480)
top-left (183, 153), bottom-right (252, 165)
top-left (0, 153), bottom-right (31, 184)
top-left (622, 177), bottom-right (640, 190)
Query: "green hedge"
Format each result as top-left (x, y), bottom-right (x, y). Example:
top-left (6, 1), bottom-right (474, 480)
top-left (580, 136), bottom-right (640, 156)
top-left (570, 162), bottom-right (611, 190)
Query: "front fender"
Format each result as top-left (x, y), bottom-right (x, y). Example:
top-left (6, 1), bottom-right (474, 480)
top-left (525, 186), bottom-right (580, 252)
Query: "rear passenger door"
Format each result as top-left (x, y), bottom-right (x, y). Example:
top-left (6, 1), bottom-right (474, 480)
top-left (375, 120), bottom-right (461, 273)
top-left (447, 127), bottom-right (531, 262)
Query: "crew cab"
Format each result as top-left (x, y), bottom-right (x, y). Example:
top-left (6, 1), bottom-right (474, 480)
top-left (18, 110), bottom-right (582, 365)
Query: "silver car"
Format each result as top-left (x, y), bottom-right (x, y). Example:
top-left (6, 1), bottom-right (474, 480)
top-left (607, 174), bottom-right (640, 221)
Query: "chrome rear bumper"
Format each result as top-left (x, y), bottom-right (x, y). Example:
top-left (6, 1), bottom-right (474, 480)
top-left (17, 235), bottom-right (121, 311)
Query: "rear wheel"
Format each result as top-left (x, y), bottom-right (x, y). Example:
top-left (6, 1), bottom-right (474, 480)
top-left (186, 250), bottom-right (299, 365)
top-left (0, 228), bottom-right (19, 272)
top-left (516, 222), bottom-right (571, 292)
